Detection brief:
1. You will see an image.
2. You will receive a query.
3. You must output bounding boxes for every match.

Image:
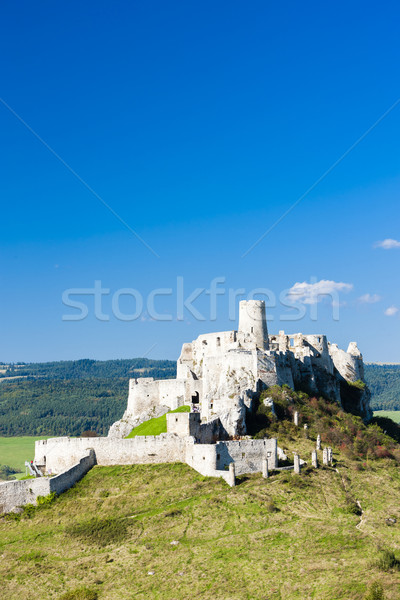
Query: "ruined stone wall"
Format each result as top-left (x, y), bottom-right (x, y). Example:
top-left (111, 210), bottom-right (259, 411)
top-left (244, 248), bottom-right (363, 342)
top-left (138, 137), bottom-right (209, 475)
top-left (0, 450), bottom-right (95, 514)
top-left (185, 440), bottom-right (219, 476)
top-left (184, 438), bottom-right (277, 480)
top-left (127, 377), bottom-right (188, 415)
top-left (32, 433), bottom-right (279, 498)
top-left (166, 412), bottom-right (201, 438)
top-left (196, 416), bottom-right (226, 443)
top-left (273, 352), bottom-right (296, 388)
top-left (166, 412), bottom-right (226, 444)
top-left (0, 476), bottom-right (50, 514)
top-left (49, 450), bottom-right (96, 495)
top-left (216, 439), bottom-right (278, 474)
top-left (256, 350), bottom-right (280, 388)
top-left (37, 435), bottom-right (187, 474)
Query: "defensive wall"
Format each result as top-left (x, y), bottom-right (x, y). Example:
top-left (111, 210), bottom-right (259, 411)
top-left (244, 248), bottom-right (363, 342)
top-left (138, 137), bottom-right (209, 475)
top-left (0, 450), bottom-right (95, 514)
top-left (1, 414), bottom-right (279, 513)
top-left (35, 434), bottom-right (188, 474)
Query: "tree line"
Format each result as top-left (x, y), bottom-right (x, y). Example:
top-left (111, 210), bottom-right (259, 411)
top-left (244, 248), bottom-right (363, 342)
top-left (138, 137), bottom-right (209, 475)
top-left (0, 358), bottom-right (176, 380)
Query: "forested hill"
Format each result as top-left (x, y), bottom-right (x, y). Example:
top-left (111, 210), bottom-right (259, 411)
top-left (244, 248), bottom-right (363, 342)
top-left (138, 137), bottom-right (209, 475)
top-left (0, 358), bottom-right (176, 437)
top-left (0, 358), bottom-right (176, 380)
top-left (364, 364), bottom-right (400, 411)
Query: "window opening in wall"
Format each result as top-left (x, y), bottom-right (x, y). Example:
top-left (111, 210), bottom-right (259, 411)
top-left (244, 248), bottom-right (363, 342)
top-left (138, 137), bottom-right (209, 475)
top-left (191, 391), bottom-right (199, 404)
top-left (290, 338), bottom-right (295, 347)
top-left (216, 337), bottom-right (221, 347)
top-left (251, 327), bottom-right (254, 333)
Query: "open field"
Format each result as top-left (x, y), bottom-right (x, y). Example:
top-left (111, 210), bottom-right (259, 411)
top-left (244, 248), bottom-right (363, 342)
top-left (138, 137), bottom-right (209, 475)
top-left (1, 440), bottom-right (400, 599)
top-left (0, 436), bottom-right (52, 474)
top-left (374, 410), bottom-right (400, 424)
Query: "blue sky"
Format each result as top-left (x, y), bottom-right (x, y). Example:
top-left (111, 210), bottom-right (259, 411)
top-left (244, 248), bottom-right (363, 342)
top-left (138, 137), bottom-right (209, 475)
top-left (1, 1), bottom-right (399, 363)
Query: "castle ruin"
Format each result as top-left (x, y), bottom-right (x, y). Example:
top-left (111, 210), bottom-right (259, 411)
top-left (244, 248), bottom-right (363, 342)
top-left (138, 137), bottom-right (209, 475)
top-left (110, 299), bottom-right (372, 439)
top-left (0, 299), bottom-right (372, 512)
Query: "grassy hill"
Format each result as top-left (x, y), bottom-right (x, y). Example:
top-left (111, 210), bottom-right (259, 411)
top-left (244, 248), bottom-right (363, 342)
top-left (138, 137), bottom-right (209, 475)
top-left (1, 386), bottom-right (400, 599)
top-left (1, 456), bottom-right (399, 598)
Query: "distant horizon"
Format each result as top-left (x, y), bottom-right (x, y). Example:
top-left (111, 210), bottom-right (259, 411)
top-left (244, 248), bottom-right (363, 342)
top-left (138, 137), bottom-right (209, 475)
top-left (2, 357), bottom-right (400, 367)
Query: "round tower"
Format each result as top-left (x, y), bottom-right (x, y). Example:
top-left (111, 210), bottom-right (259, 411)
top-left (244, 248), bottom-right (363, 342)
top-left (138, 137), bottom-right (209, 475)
top-left (237, 300), bottom-right (269, 349)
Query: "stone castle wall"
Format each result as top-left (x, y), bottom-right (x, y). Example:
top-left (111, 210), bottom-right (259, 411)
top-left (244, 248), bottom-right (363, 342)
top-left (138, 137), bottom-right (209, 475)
top-left (216, 439), bottom-right (278, 474)
top-left (0, 450), bottom-right (95, 514)
top-left (109, 299), bottom-right (372, 440)
top-left (36, 434), bottom-right (188, 474)
top-left (185, 438), bottom-right (277, 480)
top-left (30, 432), bottom-right (279, 495)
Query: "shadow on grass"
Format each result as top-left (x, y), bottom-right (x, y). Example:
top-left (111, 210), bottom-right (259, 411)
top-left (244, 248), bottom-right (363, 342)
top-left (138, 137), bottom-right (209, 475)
top-left (235, 475), bottom-right (250, 485)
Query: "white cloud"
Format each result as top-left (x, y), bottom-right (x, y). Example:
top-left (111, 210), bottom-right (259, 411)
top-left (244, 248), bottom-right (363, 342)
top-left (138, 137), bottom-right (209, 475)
top-left (287, 280), bottom-right (353, 305)
top-left (358, 293), bottom-right (382, 304)
top-left (384, 306), bottom-right (399, 317)
top-left (374, 238), bottom-right (400, 250)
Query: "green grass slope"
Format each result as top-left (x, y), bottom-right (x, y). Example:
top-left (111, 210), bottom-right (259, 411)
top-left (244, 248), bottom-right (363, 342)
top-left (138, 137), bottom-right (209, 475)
top-left (374, 410), bottom-right (400, 424)
top-left (125, 405), bottom-right (190, 438)
top-left (1, 387), bottom-right (400, 599)
top-left (1, 458), bottom-right (399, 600)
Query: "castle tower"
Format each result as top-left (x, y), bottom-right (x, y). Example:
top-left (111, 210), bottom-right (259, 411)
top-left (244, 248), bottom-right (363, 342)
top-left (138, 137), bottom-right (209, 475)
top-left (237, 300), bottom-right (269, 349)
